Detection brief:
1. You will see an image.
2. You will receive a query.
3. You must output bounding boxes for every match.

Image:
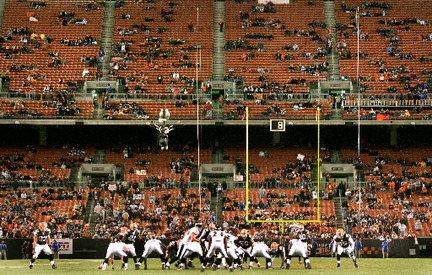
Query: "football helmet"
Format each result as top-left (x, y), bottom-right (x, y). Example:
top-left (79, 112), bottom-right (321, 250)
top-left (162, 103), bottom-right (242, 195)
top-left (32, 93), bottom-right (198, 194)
top-left (130, 223), bottom-right (138, 230)
top-left (39, 222), bottom-right (47, 231)
top-left (208, 223), bottom-right (216, 230)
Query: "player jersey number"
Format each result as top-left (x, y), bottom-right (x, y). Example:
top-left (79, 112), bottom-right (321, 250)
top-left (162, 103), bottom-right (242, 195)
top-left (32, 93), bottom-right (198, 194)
top-left (38, 235), bottom-right (48, 244)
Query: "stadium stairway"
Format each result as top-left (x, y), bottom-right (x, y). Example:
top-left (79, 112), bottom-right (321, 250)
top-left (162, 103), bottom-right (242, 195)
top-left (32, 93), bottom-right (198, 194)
top-left (0, 0), bottom-right (5, 96)
top-left (84, 196), bottom-right (97, 234)
top-left (333, 196), bottom-right (348, 231)
top-left (323, 0), bottom-right (341, 80)
top-left (82, 148), bottom-right (108, 233)
top-left (0, 0), bottom-right (5, 28)
top-left (213, 104), bottom-right (225, 120)
top-left (328, 148), bottom-right (346, 229)
top-left (212, 148), bottom-right (224, 163)
top-left (93, 148), bottom-right (107, 164)
top-left (210, 195), bottom-right (224, 226)
top-left (212, 0), bottom-right (226, 80)
top-left (100, 0), bottom-right (116, 81)
top-left (330, 149), bottom-right (342, 163)
top-left (333, 195), bottom-right (346, 230)
top-left (93, 102), bottom-right (105, 120)
top-left (331, 108), bottom-right (343, 119)
top-left (0, 75), bottom-right (9, 95)
top-left (69, 166), bottom-right (81, 183)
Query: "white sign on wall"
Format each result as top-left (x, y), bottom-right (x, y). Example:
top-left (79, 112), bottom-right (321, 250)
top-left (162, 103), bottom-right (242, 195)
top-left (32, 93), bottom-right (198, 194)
top-left (56, 238), bottom-right (73, 254)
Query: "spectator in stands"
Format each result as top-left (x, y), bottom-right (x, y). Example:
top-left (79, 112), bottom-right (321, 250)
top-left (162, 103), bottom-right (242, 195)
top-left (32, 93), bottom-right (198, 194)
top-left (218, 21), bottom-right (224, 32)
top-left (188, 23), bottom-right (194, 32)
top-left (204, 101), bottom-right (213, 118)
top-left (82, 68), bottom-right (90, 77)
top-left (259, 186), bottom-right (266, 199)
top-left (415, 220), bottom-right (423, 231)
top-left (106, 83), bottom-right (113, 93)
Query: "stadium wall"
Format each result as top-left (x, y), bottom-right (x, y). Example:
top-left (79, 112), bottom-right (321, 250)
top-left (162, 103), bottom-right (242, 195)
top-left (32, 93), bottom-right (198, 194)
top-left (2, 238), bottom-right (431, 259)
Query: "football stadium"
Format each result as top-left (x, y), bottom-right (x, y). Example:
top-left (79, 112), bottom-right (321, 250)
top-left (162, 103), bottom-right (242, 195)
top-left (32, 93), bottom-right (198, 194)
top-left (0, 0), bottom-right (431, 273)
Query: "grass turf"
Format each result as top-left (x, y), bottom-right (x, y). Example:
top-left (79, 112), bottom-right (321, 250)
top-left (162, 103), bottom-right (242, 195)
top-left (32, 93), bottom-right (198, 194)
top-left (0, 257), bottom-right (430, 275)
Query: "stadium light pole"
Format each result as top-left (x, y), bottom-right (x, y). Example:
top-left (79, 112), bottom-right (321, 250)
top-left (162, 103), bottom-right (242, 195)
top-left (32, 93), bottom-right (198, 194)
top-left (195, 7), bottom-right (202, 216)
top-left (245, 106), bottom-right (249, 218)
top-left (356, 6), bottom-right (362, 214)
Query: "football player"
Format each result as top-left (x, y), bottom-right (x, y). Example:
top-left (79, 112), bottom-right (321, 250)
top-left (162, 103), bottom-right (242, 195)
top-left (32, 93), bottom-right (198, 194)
top-left (177, 223), bottom-right (206, 271)
top-left (333, 228), bottom-right (359, 269)
top-left (269, 241), bottom-right (284, 269)
top-left (164, 239), bottom-right (180, 270)
top-left (235, 229), bottom-right (253, 265)
top-left (249, 230), bottom-right (272, 269)
top-left (122, 222), bottom-right (140, 270)
top-left (205, 225), bottom-right (228, 271)
top-left (138, 231), bottom-right (166, 270)
top-left (225, 229), bottom-right (243, 271)
top-left (285, 230), bottom-right (312, 269)
top-left (197, 222), bottom-right (211, 259)
top-left (29, 222), bottom-right (57, 269)
top-left (99, 228), bottom-right (129, 270)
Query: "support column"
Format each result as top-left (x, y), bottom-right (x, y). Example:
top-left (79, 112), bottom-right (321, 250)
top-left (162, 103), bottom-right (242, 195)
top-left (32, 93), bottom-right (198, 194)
top-left (390, 125), bottom-right (398, 147)
top-left (38, 125), bottom-right (47, 146)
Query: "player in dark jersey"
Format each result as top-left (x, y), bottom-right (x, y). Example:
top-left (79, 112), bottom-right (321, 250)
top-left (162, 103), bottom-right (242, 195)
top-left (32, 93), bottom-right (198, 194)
top-left (333, 228), bottom-right (358, 269)
top-left (164, 240), bottom-right (180, 270)
top-left (122, 223), bottom-right (140, 270)
top-left (235, 229), bottom-right (253, 265)
top-left (29, 222), bottom-right (57, 269)
top-left (269, 241), bottom-right (284, 268)
top-left (198, 223), bottom-right (211, 256)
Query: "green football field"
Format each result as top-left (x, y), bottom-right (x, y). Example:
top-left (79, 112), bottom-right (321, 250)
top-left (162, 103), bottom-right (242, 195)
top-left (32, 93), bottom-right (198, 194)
top-left (0, 258), bottom-right (431, 275)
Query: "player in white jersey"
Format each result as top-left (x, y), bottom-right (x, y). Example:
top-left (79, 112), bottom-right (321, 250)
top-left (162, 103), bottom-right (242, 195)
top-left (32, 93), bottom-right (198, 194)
top-left (249, 231), bottom-right (272, 269)
top-left (333, 228), bottom-right (359, 269)
top-left (99, 229), bottom-right (129, 270)
top-left (285, 231), bottom-right (312, 269)
top-left (138, 232), bottom-right (166, 270)
top-left (205, 226), bottom-right (228, 271)
top-left (225, 229), bottom-right (243, 271)
top-left (177, 223), bottom-right (206, 271)
top-left (29, 222), bottom-right (57, 269)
